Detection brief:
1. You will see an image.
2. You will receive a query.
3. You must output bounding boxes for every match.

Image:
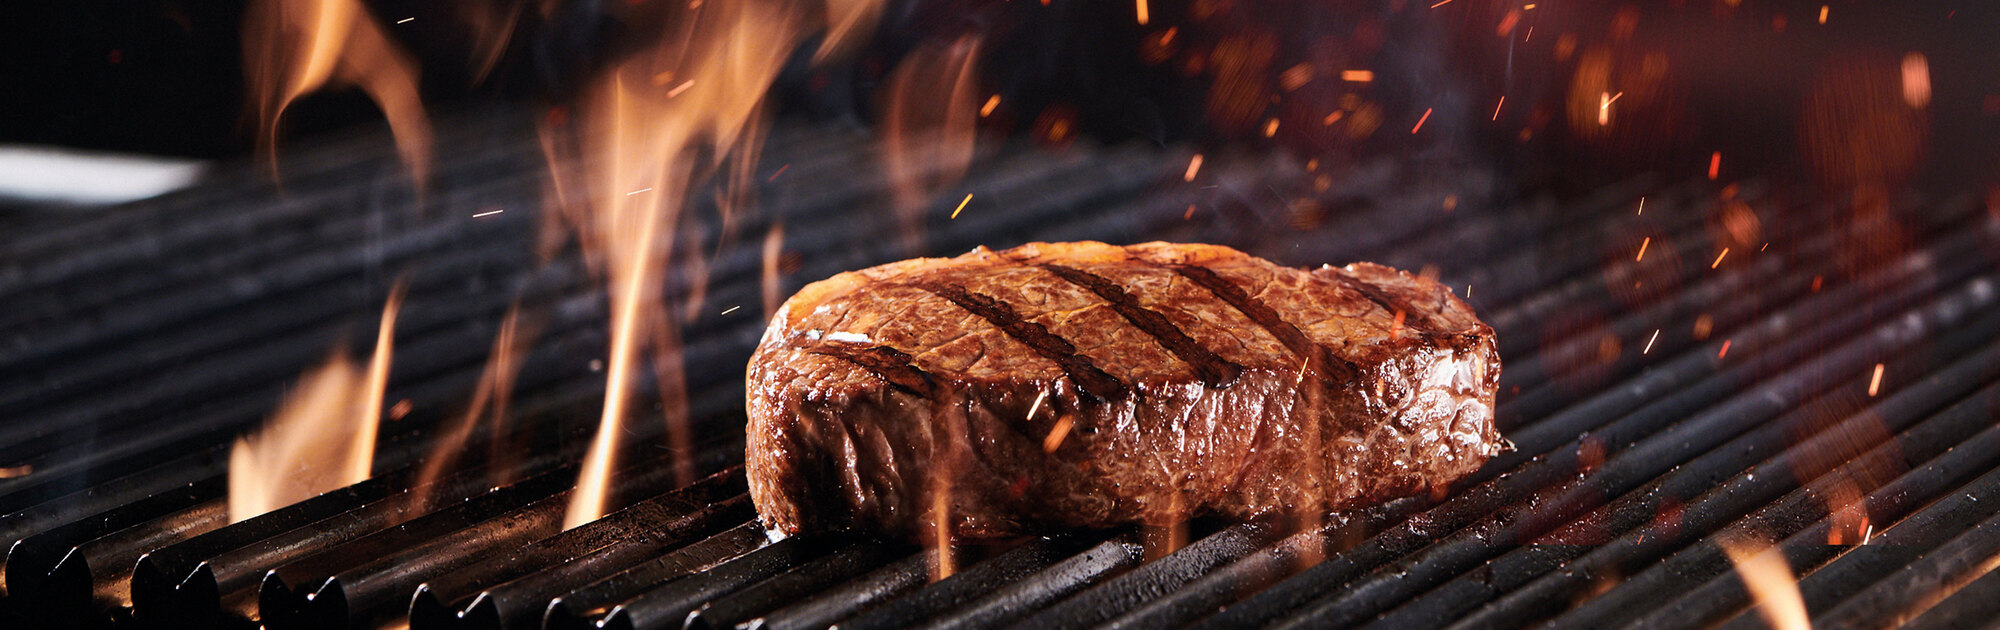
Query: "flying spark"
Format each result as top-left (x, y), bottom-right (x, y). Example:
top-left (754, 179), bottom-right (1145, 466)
top-left (1411, 108), bottom-right (1433, 134)
top-left (472, 209), bottom-right (503, 218)
top-left (1719, 340), bottom-right (1732, 359)
top-left (1819, 6), bottom-right (1829, 23)
top-left (766, 164), bottom-right (789, 181)
top-left (1637, 196), bottom-right (1645, 215)
top-left (1712, 248), bottom-right (1729, 268)
top-left (625, 187), bottom-right (653, 196)
top-left (666, 80), bottom-right (696, 99)
top-left (1636, 237), bottom-right (1651, 261)
top-left (1136, 0), bottom-right (1149, 25)
top-left (719, 305), bottom-right (740, 315)
top-left (396, 17), bottom-right (413, 24)
top-left (1709, 152), bottom-right (1722, 180)
top-left (1431, 0), bottom-right (1451, 7)
top-left (980, 95), bottom-right (1001, 117)
top-left (1869, 363), bottom-right (1885, 396)
top-left (1643, 329), bottom-right (1660, 354)
top-left (1342, 70), bottom-right (1375, 82)
top-left (1184, 154), bottom-right (1203, 181)
top-left (951, 193), bottom-right (973, 219)
top-left (1492, 96), bottom-right (1505, 121)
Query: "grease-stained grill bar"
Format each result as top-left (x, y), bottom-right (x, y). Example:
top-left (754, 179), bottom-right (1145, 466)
top-left (4, 112), bottom-right (2000, 630)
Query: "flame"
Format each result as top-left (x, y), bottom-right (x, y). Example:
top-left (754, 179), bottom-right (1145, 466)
top-left (557, 0), bottom-right (884, 530)
top-left (229, 284), bottom-right (403, 522)
top-left (410, 305), bottom-right (535, 509)
top-left (882, 34), bottom-right (985, 252)
top-left (1719, 535), bottom-right (1810, 630)
top-left (243, 0), bottom-right (433, 185)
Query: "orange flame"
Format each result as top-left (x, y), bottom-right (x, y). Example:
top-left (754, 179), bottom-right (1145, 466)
top-left (1719, 535), bottom-right (1810, 630)
top-left (557, 0), bottom-right (885, 530)
top-left (243, 0), bottom-right (433, 186)
top-left (882, 34), bottom-right (985, 252)
top-left (229, 283), bottom-right (403, 522)
top-left (410, 305), bottom-right (535, 509)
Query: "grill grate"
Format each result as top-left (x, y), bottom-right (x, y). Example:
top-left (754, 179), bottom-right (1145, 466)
top-left (4, 109), bottom-right (2000, 629)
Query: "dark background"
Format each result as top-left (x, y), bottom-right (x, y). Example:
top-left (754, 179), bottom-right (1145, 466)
top-left (1, 0), bottom-right (1995, 194)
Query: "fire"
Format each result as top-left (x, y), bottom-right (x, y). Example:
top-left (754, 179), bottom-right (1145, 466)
top-left (882, 34), bottom-right (985, 251)
top-left (1719, 535), bottom-right (1811, 630)
top-left (243, 0), bottom-right (432, 185)
top-left (229, 284), bottom-right (403, 522)
top-left (410, 305), bottom-right (534, 509)
top-left (556, 0), bottom-right (885, 530)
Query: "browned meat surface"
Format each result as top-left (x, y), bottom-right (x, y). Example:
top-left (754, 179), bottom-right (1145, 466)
top-left (745, 241), bottom-right (1502, 541)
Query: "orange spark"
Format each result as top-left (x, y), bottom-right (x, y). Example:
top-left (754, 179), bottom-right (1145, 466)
top-left (1709, 152), bottom-right (1722, 179)
top-left (1719, 340), bottom-right (1732, 359)
top-left (1819, 5), bottom-right (1829, 23)
top-left (1492, 96), bottom-right (1505, 121)
top-left (1411, 108), bottom-right (1433, 134)
top-left (767, 163), bottom-right (790, 181)
top-left (1341, 70), bottom-right (1375, 82)
top-left (1497, 10), bottom-right (1521, 36)
top-left (1263, 118), bottom-right (1281, 137)
top-left (951, 193), bottom-right (973, 219)
top-left (980, 94), bottom-right (1000, 117)
top-left (1636, 236), bottom-right (1651, 261)
top-left (1712, 248), bottom-right (1729, 268)
top-left (1430, 0), bottom-right (1451, 7)
top-left (1869, 363), bottom-right (1885, 396)
top-left (1184, 154), bottom-right (1203, 181)
top-left (1043, 414), bottom-right (1076, 453)
top-left (1135, 0), bottom-right (1149, 25)
top-left (1323, 110), bottom-right (1345, 125)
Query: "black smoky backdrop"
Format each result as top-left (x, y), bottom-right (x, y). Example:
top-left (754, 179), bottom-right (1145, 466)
top-left (2, 1), bottom-right (1998, 196)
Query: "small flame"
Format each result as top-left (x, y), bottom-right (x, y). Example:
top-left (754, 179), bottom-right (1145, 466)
top-left (1719, 535), bottom-right (1811, 630)
top-left (410, 305), bottom-right (534, 509)
top-left (882, 34), bottom-right (985, 252)
top-left (243, 0), bottom-right (433, 185)
top-left (229, 284), bottom-right (403, 522)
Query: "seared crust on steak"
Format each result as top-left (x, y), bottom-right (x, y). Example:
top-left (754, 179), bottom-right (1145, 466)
top-left (745, 241), bottom-right (1501, 541)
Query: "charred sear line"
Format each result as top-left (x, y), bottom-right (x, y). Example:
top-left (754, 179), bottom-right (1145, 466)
top-left (1326, 273), bottom-right (1442, 334)
top-left (1163, 263), bottom-right (1362, 383)
top-left (915, 282), bottom-right (1129, 402)
top-left (1035, 263), bottom-right (1242, 387)
top-left (810, 342), bottom-right (939, 398)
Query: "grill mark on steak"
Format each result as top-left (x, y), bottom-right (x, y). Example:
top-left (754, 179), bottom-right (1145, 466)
top-left (809, 342), bottom-right (939, 398)
top-left (1031, 262), bottom-right (1243, 387)
top-left (1325, 272), bottom-right (1443, 335)
top-left (1159, 262), bottom-right (1362, 383)
top-left (914, 282), bottom-right (1130, 402)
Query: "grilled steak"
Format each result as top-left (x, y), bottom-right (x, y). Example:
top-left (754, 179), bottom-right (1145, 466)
top-left (746, 241), bottom-right (1501, 541)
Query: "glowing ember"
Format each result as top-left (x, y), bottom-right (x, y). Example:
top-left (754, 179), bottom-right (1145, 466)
top-left (1636, 236), bottom-right (1651, 261)
top-left (1185, 154), bottom-right (1204, 181)
top-left (242, 0), bottom-right (432, 185)
top-left (1720, 536), bottom-right (1811, 630)
top-left (1869, 363), bottom-right (1885, 396)
top-left (1712, 248), bottom-right (1729, 268)
top-left (1902, 53), bottom-right (1932, 108)
top-left (1411, 108), bottom-right (1433, 134)
top-left (1135, 0), bottom-right (1150, 26)
top-left (1819, 5), bottom-right (1829, 24)
top-left (980, 95), bottom-right (1001, 117)
top-left (229, 285), bottom-right (403, 523)
top-left (1709, 152), bottom-right (1722, 180)
top-left (1341, 70), bottom-right (1375, 83)
top-left (951, 193), bottom-right (974, 219)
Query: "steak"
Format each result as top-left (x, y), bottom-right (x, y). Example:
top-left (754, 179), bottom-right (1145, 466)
top-left (745, 241), bottom-right (1501, 541)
